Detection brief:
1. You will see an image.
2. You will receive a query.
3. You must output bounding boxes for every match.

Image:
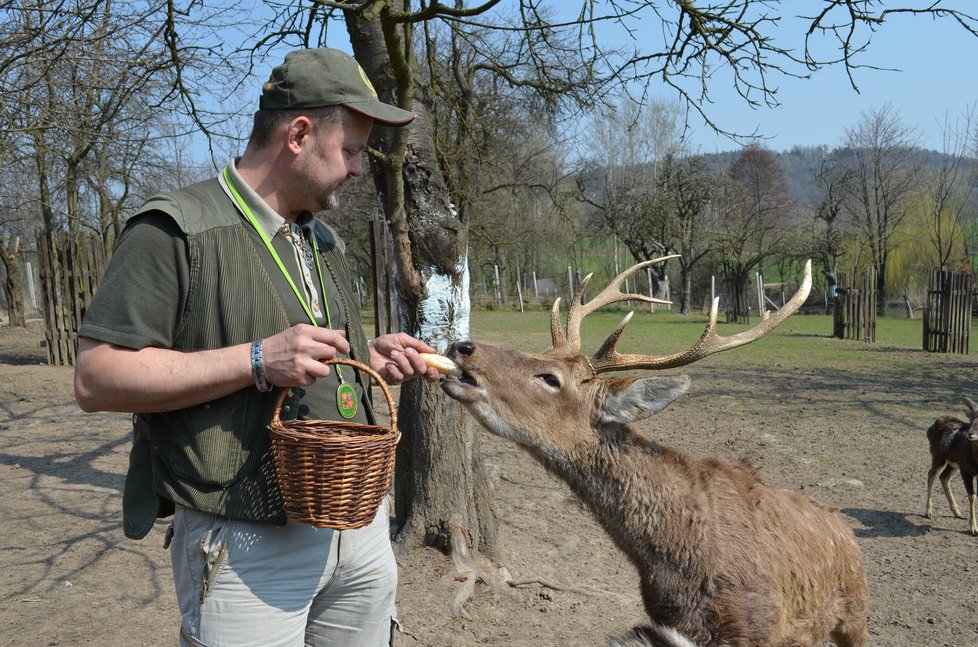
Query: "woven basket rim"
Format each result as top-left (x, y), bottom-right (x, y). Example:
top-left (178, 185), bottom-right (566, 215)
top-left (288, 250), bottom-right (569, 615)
top-left (267, 357), bottom-right (399, 530)
top-left (269, 422), bottom-right (398, 445)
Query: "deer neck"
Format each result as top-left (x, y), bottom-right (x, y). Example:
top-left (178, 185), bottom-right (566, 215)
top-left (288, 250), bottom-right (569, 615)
top-left (529, 422), bottom-right (712, 575)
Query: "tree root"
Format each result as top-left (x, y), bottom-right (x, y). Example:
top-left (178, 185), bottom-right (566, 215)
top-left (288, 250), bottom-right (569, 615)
top-left (447, 516), bottom-right (619, 619)
top-left (504, 574), bottom-right (597, 597)
top-left (448, 515), bottom-right (519, 619)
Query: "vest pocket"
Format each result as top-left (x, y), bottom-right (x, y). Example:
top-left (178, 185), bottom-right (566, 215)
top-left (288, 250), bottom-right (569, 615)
top-left (152, 390), bottom-right (262, 488)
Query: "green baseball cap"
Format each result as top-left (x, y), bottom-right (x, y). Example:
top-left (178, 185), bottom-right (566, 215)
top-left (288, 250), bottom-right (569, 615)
top-left (259, 48), bottom-right (415, 126)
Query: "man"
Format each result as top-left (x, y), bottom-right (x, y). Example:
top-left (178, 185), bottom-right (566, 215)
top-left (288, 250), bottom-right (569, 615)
top-left (74, 48), bottom-right (439, 646)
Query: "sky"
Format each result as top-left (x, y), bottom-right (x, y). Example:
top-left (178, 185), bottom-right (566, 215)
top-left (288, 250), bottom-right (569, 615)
top-left (671, 11), bottom-right (978, 154)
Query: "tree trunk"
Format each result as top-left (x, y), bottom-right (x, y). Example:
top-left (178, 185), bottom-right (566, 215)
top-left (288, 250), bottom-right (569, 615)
top-left (876, 259), bottom-right (887, 316)
top-left (346, 12), bottom-right (499, 555)
top-left (0, 241), bottom-right (27, 327)
top-left (395, 379), bottom-right (498, 556)
top-left (680, 264), bottom-right (693, 315)
top-left (493, 248), bottom-right (508, 307)
top-left (725, 265), bottom-right (751, 324)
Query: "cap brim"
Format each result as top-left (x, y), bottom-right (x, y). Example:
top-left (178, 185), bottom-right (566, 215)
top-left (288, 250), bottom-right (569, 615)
top-left (343, 100), bottom-right (416, 126)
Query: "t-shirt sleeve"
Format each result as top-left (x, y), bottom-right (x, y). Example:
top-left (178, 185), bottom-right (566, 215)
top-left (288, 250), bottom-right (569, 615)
top-left (78, 211), bottom-right (189, 350)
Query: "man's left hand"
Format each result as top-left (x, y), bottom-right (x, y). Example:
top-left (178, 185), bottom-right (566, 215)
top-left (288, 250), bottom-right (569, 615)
top-left (369, 333), bottom-right (441, 384)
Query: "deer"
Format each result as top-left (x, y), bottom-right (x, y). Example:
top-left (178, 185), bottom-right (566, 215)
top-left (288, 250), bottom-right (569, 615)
top-left (438, 257), bottom-right (868, 647)
top-left (925, 397), bottom-right (978, 536)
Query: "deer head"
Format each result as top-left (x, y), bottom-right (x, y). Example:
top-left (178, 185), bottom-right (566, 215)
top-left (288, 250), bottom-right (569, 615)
top-left (441, 257), bottom-right (812, 465)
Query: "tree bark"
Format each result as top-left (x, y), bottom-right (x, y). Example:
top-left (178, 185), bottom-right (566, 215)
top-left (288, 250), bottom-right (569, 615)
top-left (0, 241), bottom-right (27, 327)
top-left (345, 10), bottom-right (498, 555)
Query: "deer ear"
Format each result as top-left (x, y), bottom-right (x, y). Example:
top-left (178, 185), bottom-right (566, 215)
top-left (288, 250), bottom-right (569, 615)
top-left (599, 375), bottom-right (691, 425)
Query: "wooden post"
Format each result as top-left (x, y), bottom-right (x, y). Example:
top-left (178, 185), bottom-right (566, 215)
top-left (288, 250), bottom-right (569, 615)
top-left (647, 268), bottom-right (655, 313)
top-left (755, 272), bottom-right (764, 316)
top-left (493, 264), bottom-right (501, 305)
top-left (515, 266), bottom-right (525, 313)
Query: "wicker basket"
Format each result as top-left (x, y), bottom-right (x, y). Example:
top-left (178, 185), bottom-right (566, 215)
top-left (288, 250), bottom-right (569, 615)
top-left (268, 358), bottom-right (399, 530)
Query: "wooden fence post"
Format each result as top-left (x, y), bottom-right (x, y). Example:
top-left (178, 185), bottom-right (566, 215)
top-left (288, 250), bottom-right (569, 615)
top-left (833, 269), bottom-right (877, 342)
top-left (36, 231), bottom-right (106, 366)
top-left (923, 270), bottom-right (973, 354)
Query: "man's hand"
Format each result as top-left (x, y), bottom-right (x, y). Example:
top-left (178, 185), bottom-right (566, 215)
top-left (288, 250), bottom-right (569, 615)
top-left (262, 324), bottom-right (350, 387)
top-left (368, 333), bottom-right (441, 384)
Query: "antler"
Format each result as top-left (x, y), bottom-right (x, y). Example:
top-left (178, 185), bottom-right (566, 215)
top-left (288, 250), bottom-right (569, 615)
top-left (587, 259), bottom-right (813, 374)
top-left (550, 255), bottom-right (678, 353)
top-left (964, 397), bottom-right (978, 422)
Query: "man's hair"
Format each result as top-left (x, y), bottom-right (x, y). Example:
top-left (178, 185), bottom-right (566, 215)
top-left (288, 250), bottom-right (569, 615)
top-left (247, 105), bottom-right (346, 149)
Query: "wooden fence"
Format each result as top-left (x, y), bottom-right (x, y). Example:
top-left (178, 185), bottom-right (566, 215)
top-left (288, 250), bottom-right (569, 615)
top-left (833, 270), bottom-right (877, 342)
top-left (37, 232), bottom-right (106, 366)
top-left (923, 270), bottom-right (973, 354)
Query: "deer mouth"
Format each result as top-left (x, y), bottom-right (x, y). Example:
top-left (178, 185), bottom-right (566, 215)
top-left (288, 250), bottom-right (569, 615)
top-left (439, 369), bottom-right (481, 401)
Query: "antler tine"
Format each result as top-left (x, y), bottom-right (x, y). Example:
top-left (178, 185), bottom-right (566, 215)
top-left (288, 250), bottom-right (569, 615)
top-left (550, 297), bottom-right (565, 347)
top-left (560, 255), bottom-right (678, 352)
top-left (590, 259), bottom-right (813, 373)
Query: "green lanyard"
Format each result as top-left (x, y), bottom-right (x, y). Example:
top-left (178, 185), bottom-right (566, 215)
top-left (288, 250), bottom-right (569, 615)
top-left (223, 167), bottom-right (358, 416)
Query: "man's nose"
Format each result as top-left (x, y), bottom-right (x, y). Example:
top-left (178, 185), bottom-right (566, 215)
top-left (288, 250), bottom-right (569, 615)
top-left (349, 155), bottom-right (364, 178)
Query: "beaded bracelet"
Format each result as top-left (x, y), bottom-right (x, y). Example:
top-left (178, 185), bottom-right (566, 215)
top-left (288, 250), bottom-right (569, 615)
top-left (251, 339), bottom-right (273, 392)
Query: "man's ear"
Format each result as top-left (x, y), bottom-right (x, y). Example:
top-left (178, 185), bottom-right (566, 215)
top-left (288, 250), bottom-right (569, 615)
top-left (286, 115), bottom-right (313, 153)
top-left (599, 375), bottom-right (690, 425)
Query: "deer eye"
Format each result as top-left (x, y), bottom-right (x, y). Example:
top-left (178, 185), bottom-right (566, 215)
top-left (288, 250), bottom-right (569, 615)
top-left (538, 373), bottom-right (561, 388)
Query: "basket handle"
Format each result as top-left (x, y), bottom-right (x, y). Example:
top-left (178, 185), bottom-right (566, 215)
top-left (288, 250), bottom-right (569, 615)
top-left (270, 357), bottom-right (397, 431)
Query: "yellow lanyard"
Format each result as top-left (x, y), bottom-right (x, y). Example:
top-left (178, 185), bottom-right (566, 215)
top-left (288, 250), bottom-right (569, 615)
top-left (223, 167), bottom-right (349, 388)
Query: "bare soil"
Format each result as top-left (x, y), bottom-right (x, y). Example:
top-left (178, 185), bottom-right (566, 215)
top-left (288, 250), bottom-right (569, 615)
top-left (2, 318), bottom-right (978, 646)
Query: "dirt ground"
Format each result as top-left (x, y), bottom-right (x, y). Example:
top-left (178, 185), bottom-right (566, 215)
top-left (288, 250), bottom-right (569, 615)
top-left (2, 318), bottom-right (978, 647)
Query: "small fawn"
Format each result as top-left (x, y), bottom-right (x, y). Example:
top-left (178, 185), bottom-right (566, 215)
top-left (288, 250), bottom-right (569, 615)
top-left (925, 397), bottom-right (978, 535)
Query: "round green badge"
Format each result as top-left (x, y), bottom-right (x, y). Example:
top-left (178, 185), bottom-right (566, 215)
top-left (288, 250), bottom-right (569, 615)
top-left (336, 383), bottom-right (359, 419)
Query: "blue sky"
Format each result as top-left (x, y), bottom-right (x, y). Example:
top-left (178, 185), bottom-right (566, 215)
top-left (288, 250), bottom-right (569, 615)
top-left (675, 11), bottom-right (978, 153)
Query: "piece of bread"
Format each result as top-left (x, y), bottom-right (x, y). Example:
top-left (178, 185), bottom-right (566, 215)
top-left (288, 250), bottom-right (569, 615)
top-left (419, 353), bottom-right (462, 376)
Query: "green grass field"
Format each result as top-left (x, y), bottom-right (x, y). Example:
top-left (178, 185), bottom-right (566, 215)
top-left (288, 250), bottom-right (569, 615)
top-left (467, 308), bottom-right (935, 367)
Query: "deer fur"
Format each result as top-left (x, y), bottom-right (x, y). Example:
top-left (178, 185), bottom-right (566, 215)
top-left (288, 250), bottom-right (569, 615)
top-left (440, 340), bottom-right (868, 647)
top-left (925, 397), bottom-right (978, 535)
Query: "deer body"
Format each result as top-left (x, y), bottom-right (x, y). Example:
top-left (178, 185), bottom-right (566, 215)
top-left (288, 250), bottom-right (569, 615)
top-left (440, 259), bottom-right (868, 647)
top-left (574, 446), bottom-right (863, 647)
top-left (925, 398), bottom-right (978, 535)
top-left (444, 342), bottom-right (867, 647)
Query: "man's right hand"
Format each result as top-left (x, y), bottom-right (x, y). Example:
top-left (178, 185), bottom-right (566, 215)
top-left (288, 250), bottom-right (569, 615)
top-left (261, 324), bottom-right (350, 387)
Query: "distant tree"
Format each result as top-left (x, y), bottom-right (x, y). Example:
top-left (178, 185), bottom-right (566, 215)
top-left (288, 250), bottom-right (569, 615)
top-left (659, 153), bottom-right (715, 314)
top-left (1, 0), bottom-right (231, 326)
top-left (811, 156), bottom-right (852, 311)
top-left (887, 197), bottom-right (957, 316)
top-left (839, 104), bottom-right (923, 314)
top-left (714, 144), bottom-right (793, 322)
top-left (919, 109), bottom-right (978, 271)
top-left (577, 96), bottom-right (686, 297)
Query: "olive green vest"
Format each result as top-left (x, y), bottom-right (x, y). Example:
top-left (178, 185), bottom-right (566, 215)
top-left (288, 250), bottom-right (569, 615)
top-left (122, 177), bottom-right (373, 539)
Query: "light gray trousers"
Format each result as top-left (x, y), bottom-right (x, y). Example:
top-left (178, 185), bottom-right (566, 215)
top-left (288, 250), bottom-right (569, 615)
top-left (170, 499), bottom-right (397, 647)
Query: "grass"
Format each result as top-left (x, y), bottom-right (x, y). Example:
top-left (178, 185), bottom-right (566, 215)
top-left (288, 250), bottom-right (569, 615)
top-left (464, 307), bottom-right (978, 425)
top-left (468, 308), bottom-right (932, 359)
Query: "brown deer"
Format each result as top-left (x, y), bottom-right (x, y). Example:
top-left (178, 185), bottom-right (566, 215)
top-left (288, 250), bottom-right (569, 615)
top-left (925, 397), bottom-right (978, 536)
top-left (439, 258), bottom-right (868, 647)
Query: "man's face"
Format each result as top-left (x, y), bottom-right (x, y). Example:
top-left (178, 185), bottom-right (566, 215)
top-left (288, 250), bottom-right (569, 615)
top-left (296, 110), bottom-right (372, 212)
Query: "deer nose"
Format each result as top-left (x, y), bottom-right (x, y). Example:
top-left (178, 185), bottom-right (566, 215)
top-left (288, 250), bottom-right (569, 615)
top-left (447, 341), bottom-right (475, 360)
